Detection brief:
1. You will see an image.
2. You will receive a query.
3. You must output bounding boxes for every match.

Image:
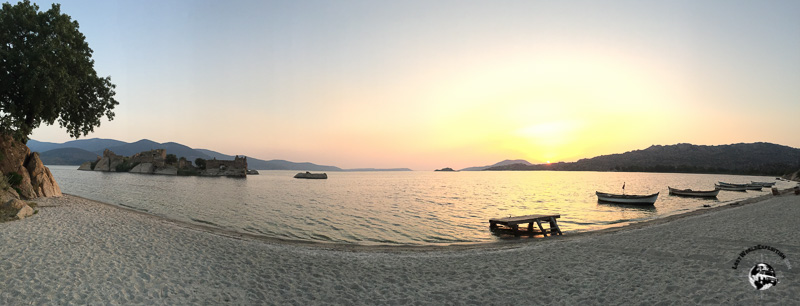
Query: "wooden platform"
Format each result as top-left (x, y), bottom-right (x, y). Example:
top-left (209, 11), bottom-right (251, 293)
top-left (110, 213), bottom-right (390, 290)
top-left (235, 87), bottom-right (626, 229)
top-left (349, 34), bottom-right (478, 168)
top-left (489, 214), bottom-right (562, 237)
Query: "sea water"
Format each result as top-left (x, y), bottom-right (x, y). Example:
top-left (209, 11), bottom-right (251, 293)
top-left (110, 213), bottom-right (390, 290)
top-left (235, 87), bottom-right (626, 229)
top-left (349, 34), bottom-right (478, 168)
top-left (48, 166), bottom-right (790, 245)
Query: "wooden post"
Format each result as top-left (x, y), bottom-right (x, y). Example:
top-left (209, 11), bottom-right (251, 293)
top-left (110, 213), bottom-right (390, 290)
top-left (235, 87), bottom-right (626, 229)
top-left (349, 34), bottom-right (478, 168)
top-left (772, 188), bottom-right (780, 196)
top-left (535, 219), bottom-right (547, 237)
top-left (548, 217), bottom-right (562, 235)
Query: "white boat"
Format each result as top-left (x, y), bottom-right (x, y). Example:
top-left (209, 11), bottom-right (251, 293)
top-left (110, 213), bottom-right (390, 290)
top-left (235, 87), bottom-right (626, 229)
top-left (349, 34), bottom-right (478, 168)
top-left (595, 191), bottom-right (659, 205)
top-left (668, 187), bottom-right (720, 198)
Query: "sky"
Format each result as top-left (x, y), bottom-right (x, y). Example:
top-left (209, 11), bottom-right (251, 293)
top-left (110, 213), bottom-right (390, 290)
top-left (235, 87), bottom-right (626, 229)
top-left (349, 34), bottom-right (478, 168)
top-left (26, 0), bottom-right (800, 170)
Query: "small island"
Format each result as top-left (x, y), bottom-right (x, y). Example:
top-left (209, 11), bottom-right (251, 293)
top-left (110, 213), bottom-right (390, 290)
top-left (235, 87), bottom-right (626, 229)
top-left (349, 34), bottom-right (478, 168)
top-left (78, 149), bottom-right (251, 178)
top-left (435, 167), bottom-right (456, 172)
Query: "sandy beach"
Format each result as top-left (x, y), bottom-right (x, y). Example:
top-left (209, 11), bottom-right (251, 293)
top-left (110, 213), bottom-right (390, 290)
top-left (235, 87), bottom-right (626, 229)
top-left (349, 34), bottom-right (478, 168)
top-left (1, 193), bottom-right (798, 305)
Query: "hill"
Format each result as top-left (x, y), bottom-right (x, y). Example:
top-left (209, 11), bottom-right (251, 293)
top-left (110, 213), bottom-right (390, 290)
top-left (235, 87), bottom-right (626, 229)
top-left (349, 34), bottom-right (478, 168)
top-left (29, 139), bottom-right (375, 171)
top-left (104, 140), bottom-right (211, 162)
top-left (38, 148), bottom-right (99, 165)
top-left (194, 149), bottom-right (342, 171)
top-left (28, 138), bottom-right (125, 153)
top-left (485, 143), bottom-right (800, 176)
top-left (460, 159), bottom-right (533, 171)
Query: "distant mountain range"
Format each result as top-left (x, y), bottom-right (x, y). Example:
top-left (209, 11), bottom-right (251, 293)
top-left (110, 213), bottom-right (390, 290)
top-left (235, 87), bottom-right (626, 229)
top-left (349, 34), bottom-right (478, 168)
top-left (28, 138), bottom-right (411, 172)
top-left (480, 142), bottom-right (800, 176)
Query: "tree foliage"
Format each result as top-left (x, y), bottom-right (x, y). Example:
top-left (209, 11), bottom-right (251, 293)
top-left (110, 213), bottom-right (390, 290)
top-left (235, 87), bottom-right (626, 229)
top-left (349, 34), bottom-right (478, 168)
top-left (194, 158), bottom-right (206, 170)
top-left (0, 1), bottom-right (118, 143)
top-left (165, 154), bottom-right (177, 165)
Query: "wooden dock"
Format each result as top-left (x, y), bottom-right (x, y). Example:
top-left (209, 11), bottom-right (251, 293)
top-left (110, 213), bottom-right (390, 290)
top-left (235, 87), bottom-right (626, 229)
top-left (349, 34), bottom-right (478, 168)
top-left (489, 214), bottom-right (562, 237)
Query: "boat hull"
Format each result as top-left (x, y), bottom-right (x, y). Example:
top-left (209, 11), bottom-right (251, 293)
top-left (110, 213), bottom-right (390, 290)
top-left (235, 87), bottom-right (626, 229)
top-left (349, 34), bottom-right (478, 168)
top-left (715, 184), bottom-right (746, 191)
top-left (595, 191), bottom-right (659, 205)
top-left (294, 172), bottom-right (328, 179)
top-left (668, 187), bottom-right (720, 197)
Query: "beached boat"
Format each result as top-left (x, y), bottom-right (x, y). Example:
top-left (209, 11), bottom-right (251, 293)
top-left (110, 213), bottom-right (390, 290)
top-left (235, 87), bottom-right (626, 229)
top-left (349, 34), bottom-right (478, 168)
top-left (595, 191), bottom-right (659, 205)
top-left (715, 184), bottom-right (747, 191)
top-left (294, 172), bottom-right (328, 179)
top-left (718, 182), bottom-right (747, 188)
top-left (745, 184), bottom-right (763, 191)
top-left (668, 187), bottom-right (720, 198)
top-left (751, 181), bottom-right (776, 187)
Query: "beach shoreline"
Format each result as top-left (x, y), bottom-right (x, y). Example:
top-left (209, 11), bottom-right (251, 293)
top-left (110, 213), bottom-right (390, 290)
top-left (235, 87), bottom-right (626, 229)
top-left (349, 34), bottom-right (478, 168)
top-left (1, 190), bottom-right (798, 304)
top-left (57, 188), bottom-right (794, 253)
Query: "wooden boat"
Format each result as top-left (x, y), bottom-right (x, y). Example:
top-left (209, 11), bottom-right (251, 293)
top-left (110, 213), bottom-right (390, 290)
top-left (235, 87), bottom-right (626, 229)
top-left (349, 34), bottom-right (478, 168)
top-left (715, 184), bottom-right (746, 191)
top-left (668, 186), bottom-right (720, 198)
top-left (595, 191), bottom-right (659, 205)
top-left (751, 181), bottom-right (776, 187)
top-left (745, 184), bottom-right (763, 191)
top-left (294, 172), bottom-right (328, 179)
top-left (718, 182), bottom-right (747, 188)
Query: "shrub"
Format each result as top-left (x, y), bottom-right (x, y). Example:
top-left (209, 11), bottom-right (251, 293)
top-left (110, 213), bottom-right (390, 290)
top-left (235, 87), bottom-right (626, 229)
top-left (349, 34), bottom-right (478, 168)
top-left (0, 174), bottom-right (9, 191)
top-left (6, 172), bottom-right (23, 186)
top-left (195, 158), bottom-right (207, 170)
top-left (166, 154), bottom-right (178, 165)
top-left (115, 159), bottom-right (140, 172)
top-left (177, 168), bottom-right (199, 176)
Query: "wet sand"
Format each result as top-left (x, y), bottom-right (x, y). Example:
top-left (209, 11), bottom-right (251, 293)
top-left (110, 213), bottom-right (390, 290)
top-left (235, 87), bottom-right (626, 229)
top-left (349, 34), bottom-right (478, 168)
top-left (1, 192), bottom-right (798, 304)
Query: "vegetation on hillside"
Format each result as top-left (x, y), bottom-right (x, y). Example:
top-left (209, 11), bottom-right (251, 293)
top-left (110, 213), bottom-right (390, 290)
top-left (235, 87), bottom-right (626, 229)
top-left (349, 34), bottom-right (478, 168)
top-left (485, 143), bottom-right (800, 176)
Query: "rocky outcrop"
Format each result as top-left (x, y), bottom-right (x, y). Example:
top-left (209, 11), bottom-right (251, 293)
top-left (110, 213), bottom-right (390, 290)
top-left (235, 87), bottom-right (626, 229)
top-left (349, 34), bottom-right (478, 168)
top-left (26, 152), bottom-right (62, 197)
top-left (129, 162), bottom-right (155, 174)
top-left (78, 161), bottom-right (94, 170)
top-left (93, 149), bottom-right (125, 172)
top-left (77, 148), bottom-right (247, 178)
top-left (131, 149), bottom-right (166, 167)
top-left (0, 134), bottom-right (62, 199)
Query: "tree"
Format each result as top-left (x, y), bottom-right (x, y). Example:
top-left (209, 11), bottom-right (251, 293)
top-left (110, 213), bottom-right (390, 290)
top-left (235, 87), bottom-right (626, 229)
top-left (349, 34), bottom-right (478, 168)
top-left (0, 1), bottom-right (118, 143)
top-left (195, 158), bottom-right (206, 170)
top-left (165, 154), bottom-right (177, 165)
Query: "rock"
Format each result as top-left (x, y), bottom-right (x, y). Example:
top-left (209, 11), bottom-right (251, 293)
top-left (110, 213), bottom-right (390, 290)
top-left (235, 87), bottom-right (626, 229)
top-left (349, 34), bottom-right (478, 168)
top-left (14, 164), bottom-right (37, 199)
top-left (1, 198), bottom-right (34, 219)
top-left (0, 134), bottom-right (63, 199)
top-left (153, 166), bottom-right (177, 176)
top-left (15, 204), bottom-right (33, 219)
top-left (78, 161), bottom-right (93, 171)
top-left (0, 188), bottom-right (20, 203)
top-left (108, 158), bottom-right (124, 172)
top-left (25, 152), bottom-right (62, 197)
top-left (0, 134), bottom-right (30, 176)
top-left (93, 149), bottom-right (124, 172)
top-left (4, 198), bottom-right (27, 210)
top-left (247, 169), bottom-right (259, 175)
top-left (93, 156), bottom-right (110, 171)
top-left (129, 162), bottom-right (155, 174)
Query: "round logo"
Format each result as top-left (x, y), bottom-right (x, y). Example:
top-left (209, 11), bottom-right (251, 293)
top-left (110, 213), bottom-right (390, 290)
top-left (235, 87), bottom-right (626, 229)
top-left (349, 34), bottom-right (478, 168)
top-left (748, 263), bottom-right (778, 290)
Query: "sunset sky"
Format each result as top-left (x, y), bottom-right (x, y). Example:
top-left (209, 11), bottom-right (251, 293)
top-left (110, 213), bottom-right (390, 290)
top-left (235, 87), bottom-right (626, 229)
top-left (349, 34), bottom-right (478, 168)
top-left (29, 0), bottom-right (800, 170)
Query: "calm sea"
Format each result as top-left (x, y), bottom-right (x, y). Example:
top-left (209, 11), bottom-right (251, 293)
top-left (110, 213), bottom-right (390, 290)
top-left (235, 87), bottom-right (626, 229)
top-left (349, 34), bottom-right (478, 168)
top-left (48, 166), bottom-right (790, 246)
